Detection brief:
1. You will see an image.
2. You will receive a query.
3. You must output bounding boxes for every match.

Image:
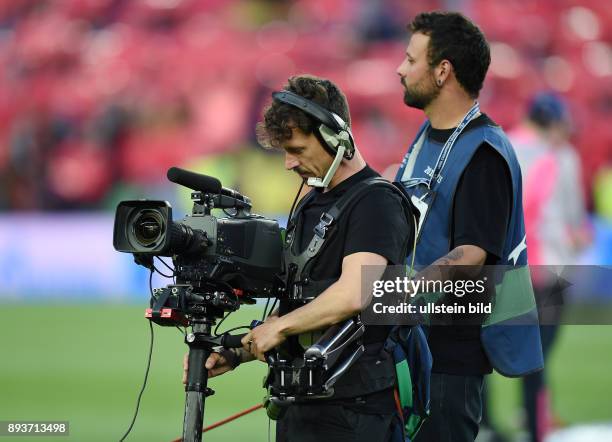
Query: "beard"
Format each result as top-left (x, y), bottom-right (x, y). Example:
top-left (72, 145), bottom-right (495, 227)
top-left (402, 73), bottom-right (440, 110)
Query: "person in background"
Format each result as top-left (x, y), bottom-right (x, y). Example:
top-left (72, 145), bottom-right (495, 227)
top-left (508, 92), bottom-right (590, 442)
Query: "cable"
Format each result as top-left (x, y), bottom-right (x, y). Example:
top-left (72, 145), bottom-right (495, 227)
top-left (149, 271), bottom-right (157, 301)
top-left (155, 257), bottom-right (175, 273)
top-left (409, 214), bottom-right (418, 276)
top-left (119, 317), bottom-right (154, 439)
top-left (119, 271), bottom-right (156, 441)
top-left (210, 281), bottom-right (245, 336)
top-left (403, 214), bottom-right (419, 306)
top-left (265, 297), bottom-right (279, 320)
top-left (170, 404), bottom-right (265, 441)
top-left (202, 404), bottom-right (264, 433)
top-left (261, 297), bottom-right (271, 321)
top-left (286, 180), bottom-right (306, 229)
top-left (214, 280), bottom-right (240, 305)
top-left (218, 324), bottom-right (251, 335)
top-left (175, 325), bottom-right (186, 337)
top-left (213, 311), bottom-right (232, 336)
top-left (153, 264), bottom-right (174, 279)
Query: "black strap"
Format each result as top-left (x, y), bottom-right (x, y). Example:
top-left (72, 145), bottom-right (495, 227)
top-left (284, 177), bottom-right (414, 301)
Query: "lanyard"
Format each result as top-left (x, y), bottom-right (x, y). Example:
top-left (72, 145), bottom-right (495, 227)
top-left (400, 102), bottom-right (481, 189)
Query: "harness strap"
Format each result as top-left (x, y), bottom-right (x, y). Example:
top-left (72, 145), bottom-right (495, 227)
top-left (284, 177), bottom-right (412, 301)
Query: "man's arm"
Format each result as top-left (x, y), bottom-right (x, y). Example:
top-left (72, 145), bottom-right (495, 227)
top-left (432, 245), bottom-right (486, 266)
top-left (277, 252), bottom-right (387, 333)
top-left (241, 252), bottom-right (387, 360)
top-left (416, 244), bottom-right (487, 283)
top-left (414, 145), bottom-right (510, 287)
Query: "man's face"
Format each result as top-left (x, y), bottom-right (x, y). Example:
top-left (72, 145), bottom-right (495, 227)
top-left (281, 127), bottom-right (333, 180)
top-left (396, 32), bottom-right (439, 110)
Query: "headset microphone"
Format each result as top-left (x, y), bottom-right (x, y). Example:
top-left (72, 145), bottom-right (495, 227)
top-left (306, 145), bottom-right (346, 188)
top-left (272, 90), bottom-right (356, 188)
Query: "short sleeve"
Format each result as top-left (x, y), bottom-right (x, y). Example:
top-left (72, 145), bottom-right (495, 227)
top-left (452, 144), bottom-right (512, 261)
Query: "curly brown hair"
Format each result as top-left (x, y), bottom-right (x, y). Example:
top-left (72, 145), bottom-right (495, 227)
top-left (256, 75), bottom-right (351, 149)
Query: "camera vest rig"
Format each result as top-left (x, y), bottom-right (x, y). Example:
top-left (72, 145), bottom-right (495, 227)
top-left (263, 177), bottom-right (415, 414)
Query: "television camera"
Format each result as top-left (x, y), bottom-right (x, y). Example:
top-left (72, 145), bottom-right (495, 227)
top-left (113, 168), bottom-right (365, 441)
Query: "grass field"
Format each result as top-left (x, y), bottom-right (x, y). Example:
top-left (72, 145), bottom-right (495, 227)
top-left (1, 304), bottom-right (611, 442)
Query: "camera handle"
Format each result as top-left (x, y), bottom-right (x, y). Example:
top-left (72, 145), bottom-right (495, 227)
top-left (182, 319), bottom-right (244, 442)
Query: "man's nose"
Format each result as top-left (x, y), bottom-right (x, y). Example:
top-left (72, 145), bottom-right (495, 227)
top-left (285, 153), bottom-right (299, 170)
top-left (396, 61), bottom-right (407, 79)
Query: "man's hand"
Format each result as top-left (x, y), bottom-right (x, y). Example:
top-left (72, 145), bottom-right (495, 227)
top-left (241, 319), bottom-right (286, 361)
top-left (181, 351), bottom-right (234, 384)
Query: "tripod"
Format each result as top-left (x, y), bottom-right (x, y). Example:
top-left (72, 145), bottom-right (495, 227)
top-left (147, 284), bottom-right (245, 442)
top-left (182, 318), bottom-right (244, 442)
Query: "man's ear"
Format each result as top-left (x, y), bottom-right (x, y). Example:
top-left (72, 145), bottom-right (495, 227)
top-left (435, 60), bottom-right (453, 86)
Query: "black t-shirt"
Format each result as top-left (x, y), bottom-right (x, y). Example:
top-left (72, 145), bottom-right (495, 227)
top-left (297, 165), bottom-right (410, 270)
top-left (427, 114), bottom-right (512, 375)
top-left (290, 165), bottom-right (411, 412)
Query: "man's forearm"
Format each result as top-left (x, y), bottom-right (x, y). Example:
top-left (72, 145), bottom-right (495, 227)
top-left (416, 244), bottom-right (487, 283)
top-left (240, 252), bottom-right (386, 352)
top-left (267, 246), bottom-right (485, 334)
top-left (274, 280), bottom-right (359, 337)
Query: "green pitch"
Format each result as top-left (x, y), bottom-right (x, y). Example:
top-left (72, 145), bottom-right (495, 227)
top-left (0, 304), bottom-right (611, 441)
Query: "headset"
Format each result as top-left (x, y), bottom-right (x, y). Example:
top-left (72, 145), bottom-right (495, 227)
top-left (272, 90), bottom-right (356, 188)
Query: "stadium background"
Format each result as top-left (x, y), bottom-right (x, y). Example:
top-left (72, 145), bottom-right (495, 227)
top-left (0, 0), bottom-right (611, 441)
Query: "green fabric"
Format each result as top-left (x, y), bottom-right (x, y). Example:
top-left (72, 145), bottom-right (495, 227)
top-left (395, 359), bottom-right (413, 409)
top-left (406, 266), bottom-right (537, 328)
top-left (406, 414), bottom-right (423, 438)
top-left (396, 358), bottom-right (425, 439)
top-left (484, 266), bottom-right (537, 326)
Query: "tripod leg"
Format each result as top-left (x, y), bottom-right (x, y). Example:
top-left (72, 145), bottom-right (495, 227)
top-left (182, 324), bottom-right (213, 442)
top-left (183, 389), bottom-right (206, 442)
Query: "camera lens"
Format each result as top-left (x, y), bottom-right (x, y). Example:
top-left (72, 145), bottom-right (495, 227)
top-left (131, 210), bottom-right (165, 248)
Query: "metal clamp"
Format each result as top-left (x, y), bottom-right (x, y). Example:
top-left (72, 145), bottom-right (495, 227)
top-left (314, 212), bottom-right (334, 239)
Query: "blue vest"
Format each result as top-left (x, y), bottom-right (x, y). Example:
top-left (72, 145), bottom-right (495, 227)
top-left (396, 120), bottom-right (544, 377)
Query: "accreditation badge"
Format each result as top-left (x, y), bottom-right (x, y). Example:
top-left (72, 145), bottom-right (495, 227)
top-left (409, 184), bottom-right (436, 243)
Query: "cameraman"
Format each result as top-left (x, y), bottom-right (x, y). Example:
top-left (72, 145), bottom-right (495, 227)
top-left (185, 75), bottom-right (411, 441)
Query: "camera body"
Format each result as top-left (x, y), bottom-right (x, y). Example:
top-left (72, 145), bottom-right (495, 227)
top-left (113, 170), bottom-right (284, 302)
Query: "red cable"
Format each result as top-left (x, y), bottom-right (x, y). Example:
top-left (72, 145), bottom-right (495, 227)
top-left (171, 404), bottom-right (264, 442)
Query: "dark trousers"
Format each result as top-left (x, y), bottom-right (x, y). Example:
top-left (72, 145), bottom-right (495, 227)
top-left (414, 373), bottom-right (484, 442)
top-left (521, 324), bottom-right (560, 442)
top-left (276, 403), bottom-right (395, 442)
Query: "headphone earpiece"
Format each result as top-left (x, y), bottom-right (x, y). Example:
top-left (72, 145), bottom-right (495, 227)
top-left (318, 124), bottom-right (354, 160)
top-left (272, 90), bottom-right (355, 160)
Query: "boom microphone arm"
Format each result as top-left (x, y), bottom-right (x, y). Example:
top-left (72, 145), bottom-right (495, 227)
top-left (167, 167), bottom-right (250, 203)
top-left (167, 167), bottom-right (251, 213)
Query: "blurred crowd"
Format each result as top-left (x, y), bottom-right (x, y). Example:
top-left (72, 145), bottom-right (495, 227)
top-left (0, 0), bottom-right (610, 215)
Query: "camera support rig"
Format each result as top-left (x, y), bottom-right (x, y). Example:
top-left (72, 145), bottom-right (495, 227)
top-left (263, 317), bottom-right (366, 418)
top-left (146, 283), bottom-right (247, 442)
top-left (115, 168), bottom-right (366, 441)
top-left (139, 170), bottom-right (269, 442)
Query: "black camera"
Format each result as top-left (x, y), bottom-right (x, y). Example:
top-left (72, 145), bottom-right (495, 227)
top-left (113, 167), bottom-right (284, 302)
top-left (113, 168), bottom-right (291, 442)
top-left (113, 168), bottom-right (370, 442)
